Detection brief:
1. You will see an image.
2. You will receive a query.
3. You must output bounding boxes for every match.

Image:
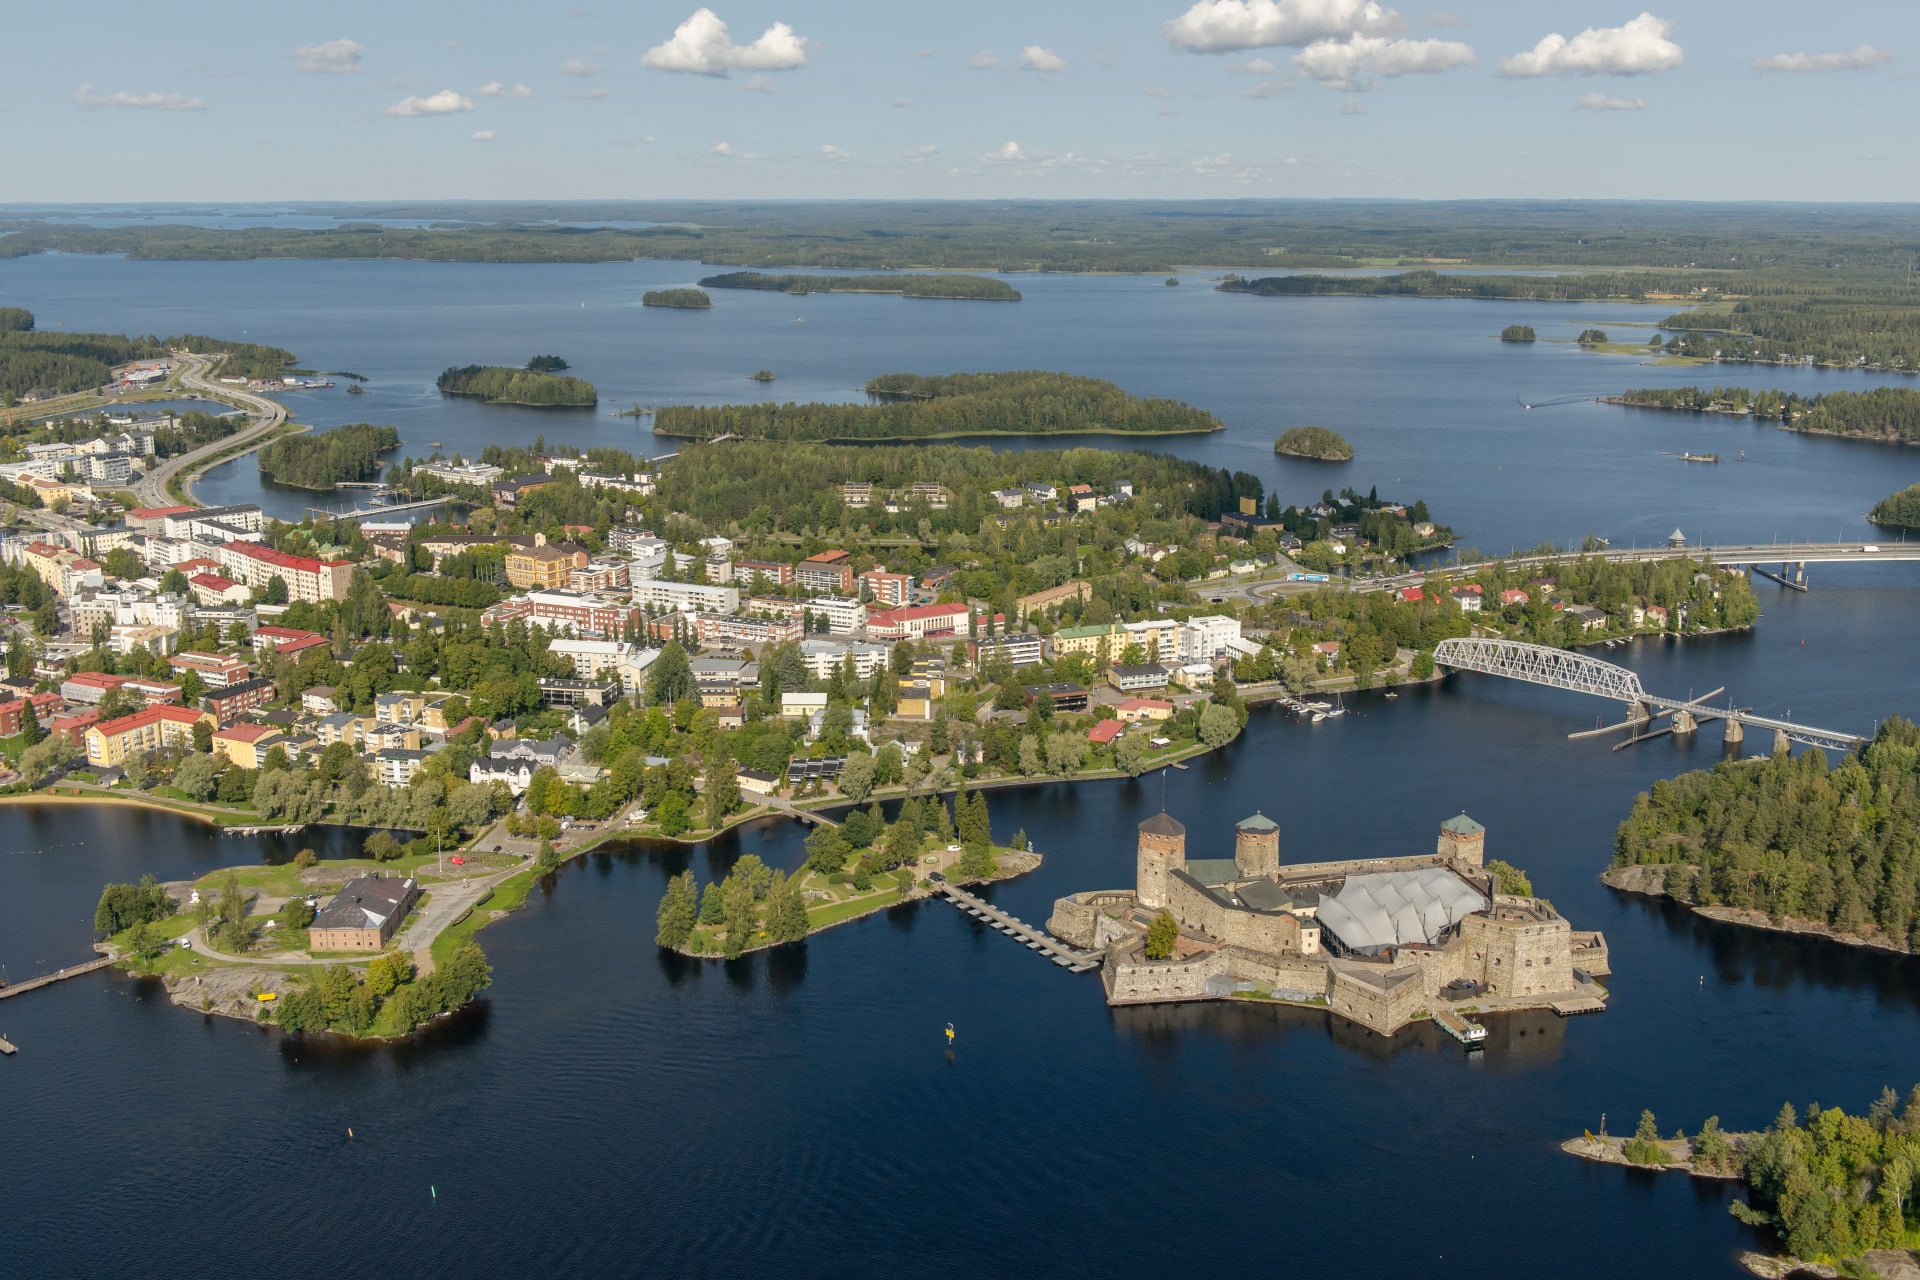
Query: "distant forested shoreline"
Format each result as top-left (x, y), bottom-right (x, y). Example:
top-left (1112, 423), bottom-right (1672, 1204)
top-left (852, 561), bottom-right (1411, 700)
top-left (698, 272), bottom-right (1020, 301)
top-left (1608, 385), bottom-right (1920, 444)
top-left (653, 371), bottom-right (1220, 442)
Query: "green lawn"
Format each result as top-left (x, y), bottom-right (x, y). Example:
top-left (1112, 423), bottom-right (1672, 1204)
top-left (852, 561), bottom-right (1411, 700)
top-left (429, 864), bottom-right (539, 967)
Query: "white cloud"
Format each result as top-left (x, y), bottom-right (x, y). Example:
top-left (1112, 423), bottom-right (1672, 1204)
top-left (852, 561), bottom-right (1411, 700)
top-left (1499, 12), bottom-right (1682, 77)
top-left (643, 8), bottom-right (809, 76)
top-left (710, 141), bottom-right (734, 155)
top-left (75, 83), bottom-right (206, 111)
top-left (385, 89), bottom-right (474, 116)
top-left (1296, 33), bottom-right (1474, 85)
top-left (477, 81), bottom-right (535, 98)
top-left (891, 97), bottom-right (912, 107)
top-left (643, 134), bottom-right (657, 143)
top-left (1245, 77), bottom-right (1295, 97)
top-left (561, 58), bottom-right (602, 77)
top-left (967, 51), bottom-right (1003, 70)
top-left (472, 129), bottom-right (497, 141)
top-left (743, 74), bottom-right (778, 92)
top-left (1192, 153), bottom-right (1233, 174)
top-left (1021, 45), bottom-right (1068, 72)
top-left (294, 38), bottom-right (365, 74)
top-left (1232, 57), bottom-right (1278, 73)
top-left (1165, 0), bottom-right (1402, 54)
top-left (1753, 45), bottom-right (1892, 74)
top-left (903, 143), bottom-right (938, 160)
top-left (1142, 84), bottom-right (1175, 98)
top-left (985, 140), bottom-right (1029, 162)
top-left (819, 144), bottom-right (850, 160)
top-left (1575, 91), bottom-right (1646, 110)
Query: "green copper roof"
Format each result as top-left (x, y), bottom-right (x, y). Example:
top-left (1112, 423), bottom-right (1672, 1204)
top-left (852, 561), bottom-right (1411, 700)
top-left (1236, 811), bottom-right (1279, 832)
top-left (1441, 813), bottom-right (1485, 837)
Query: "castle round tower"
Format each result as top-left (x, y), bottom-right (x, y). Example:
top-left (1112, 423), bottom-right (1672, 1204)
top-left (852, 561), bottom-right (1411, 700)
top-left (1136, 811), bottom-right (1188, 909)
top-left (1234, 811), bottom-right (1280, 880)
top-left (1438, 812), bottom-right (1486, 868)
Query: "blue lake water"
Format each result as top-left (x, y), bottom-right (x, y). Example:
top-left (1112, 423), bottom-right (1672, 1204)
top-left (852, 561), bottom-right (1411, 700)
top-left (2, 252), bottom-right (1919, 1278)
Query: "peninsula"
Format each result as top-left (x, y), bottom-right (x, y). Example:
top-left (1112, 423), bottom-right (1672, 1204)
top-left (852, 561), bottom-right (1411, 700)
top-left (256, 422), bottom-right (400, 492)
top-left (1609, 718), bottom-right (1920, 955)
top-left (1871, 483), bottom-right (1920, 530)
top-left (652, 370), bottom-right (1222, 441)
top-left (1274, 426), bottom-right (1353, 461)
top-left (642, 288), bottom-right (712, 309)
top-left (1607, 385), bottom-right (1920, 446)
top-left (436, 363), bottom-right (597, 407)
top-left (698, 271), bottom-right (1020, 301)
top-left (1565, 1088), bottom-right (1920, 1279)
top-left (1048, 809), bottom-right (1609, 1035)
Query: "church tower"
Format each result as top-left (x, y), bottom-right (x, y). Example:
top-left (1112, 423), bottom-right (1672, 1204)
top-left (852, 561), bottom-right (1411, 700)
top-left (1234, 812), bottom-right (1280, 880)
top-left (1438, 813), bottom-right (1486, 868)
top-left (1136, 811), bottom-right (1187, 910)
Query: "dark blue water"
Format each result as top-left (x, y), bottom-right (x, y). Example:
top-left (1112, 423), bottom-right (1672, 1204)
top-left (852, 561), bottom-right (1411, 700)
top-left (4, 254), bottom-right (1920, 1277)
top-left (4, 578), bottom-right (1919, 1279)
top-left (1, 253), bottom-right (1915, 538)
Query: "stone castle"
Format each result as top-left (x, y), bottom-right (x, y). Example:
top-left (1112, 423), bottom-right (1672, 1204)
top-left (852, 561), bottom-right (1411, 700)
top-left (1047, 809), bottom-right (1610, 1035)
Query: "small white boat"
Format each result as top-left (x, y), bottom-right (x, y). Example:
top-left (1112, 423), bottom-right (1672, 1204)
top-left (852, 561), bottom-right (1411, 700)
top-left (1311, 712), bottom-right (1326, 723)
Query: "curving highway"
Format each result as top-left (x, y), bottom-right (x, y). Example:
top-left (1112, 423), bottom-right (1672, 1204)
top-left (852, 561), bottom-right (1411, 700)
top-left (129, 352), bottom-right (289, 511)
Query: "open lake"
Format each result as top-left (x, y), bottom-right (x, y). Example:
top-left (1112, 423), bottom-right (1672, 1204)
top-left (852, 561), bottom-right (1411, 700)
top-left (2, 252), bottom-right (1919, 1278)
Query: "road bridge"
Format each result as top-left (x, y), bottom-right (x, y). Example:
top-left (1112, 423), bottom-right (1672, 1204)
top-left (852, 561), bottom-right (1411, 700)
top-left (1432, 637), bottom-right (1865, 754)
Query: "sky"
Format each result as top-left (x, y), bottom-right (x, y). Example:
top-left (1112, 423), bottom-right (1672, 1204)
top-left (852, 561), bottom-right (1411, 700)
top-left (5, 0), bottom-right (1917, 202)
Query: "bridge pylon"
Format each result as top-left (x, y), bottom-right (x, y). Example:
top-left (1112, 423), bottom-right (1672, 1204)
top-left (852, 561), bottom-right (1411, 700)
top-left (1627, 700), bottom-right (1652, 725)
top-left (1672, 709), bottom-right (1697, 735)
top-left (1773, 729), bottom-right (1791, 756)
top-left (1723, 717), bottom-right (1743, 746)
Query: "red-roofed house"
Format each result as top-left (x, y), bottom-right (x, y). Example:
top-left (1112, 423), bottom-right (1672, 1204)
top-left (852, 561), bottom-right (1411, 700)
top-left (1500, 589), bottom-right (1530, 606)
top-left (796, 550), bottom-right (855, 594)
top-left (210, 722), bottom-right (285, 769)
top-left (0, 693), bottom-right (63, 737)
top-left (1087, 718), bottom-right (1126, 745)
top-left (1399, 587), bottom-right (1426, 603)
top-left (60, 672), bottom-right (131, 705)
top-left (865, 603), bottom-right (970, 642)
top-left (189, 573), bottom-right (249, 606)
top-left (1115, 697), bottom-right (1176, 723)
top-left (212, 540), bottom-right (354, 603)
top-left (50, 708), bottom-right (102, 739)
top-left (16, 541), bottom-right (102, 597)
top-left (251, 626), bottom-right (328, 655)
top-left (127, 505), bottom-right (194, 535)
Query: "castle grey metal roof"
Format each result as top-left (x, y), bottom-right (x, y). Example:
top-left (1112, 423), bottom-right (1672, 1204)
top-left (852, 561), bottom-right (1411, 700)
top-left (1440, 813), bottom-right (1485, 837)
top-left (1185, 859), bottom-right (1241, 887)
top-left (1236, 811), bottom-right (1279, 832)
top-left (1139, 811), bottom-right (1186, 838)
top-left (1317, 869), bottom-right (1488, 954)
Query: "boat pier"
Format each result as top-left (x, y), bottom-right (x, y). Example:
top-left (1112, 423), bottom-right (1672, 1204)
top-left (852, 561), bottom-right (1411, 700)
top-left (1433, 1006), bottom-right (1487, 1047)
top-left (935, 880), bottom-right (1102, 972)
top-left (0, 954), bottom-right (115, 1002)
top-left (0, 1036), bottom-right (16, 1055)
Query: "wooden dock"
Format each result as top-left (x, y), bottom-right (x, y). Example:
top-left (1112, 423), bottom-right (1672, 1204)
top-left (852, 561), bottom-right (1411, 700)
top-left (935, 881), bottom-right (1103, 973)
top-left (1434, 1006), bottom-right (1487, 1046)
top-left (1551, 996), bottom-right (1607, 1017)
top-left (0, 954), bottom-right (115, 1001)
top-left (0, 1036), bottom-right (16, 1055)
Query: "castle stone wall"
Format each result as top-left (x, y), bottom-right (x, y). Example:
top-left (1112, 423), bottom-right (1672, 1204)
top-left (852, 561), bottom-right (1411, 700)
top-left (1166, 872), bottom-right (1304, 957)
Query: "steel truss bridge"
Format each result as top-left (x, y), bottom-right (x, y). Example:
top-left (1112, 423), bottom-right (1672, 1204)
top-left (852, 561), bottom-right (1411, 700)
top-left (1432, 638), bottom-right (1865, 754)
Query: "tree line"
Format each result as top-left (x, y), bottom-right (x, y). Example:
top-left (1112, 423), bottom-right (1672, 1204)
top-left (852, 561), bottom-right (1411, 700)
top-left (697, 272), bottom-right (1020, 301)
top-left (1614, 718), bottom-right (1920, 949)
top-left (257, 422), bottom-right (401, 491)
top-left (436, 364), bottom-right (597, 407)
top-left (1871, 484), bottom-right (1920, 530)
top-left (641, 289), bottom-right (712, 309)
top-left (653, 370), bottom-right (1219, 441)
top-left (1613, 384), bottom-right (1920, 444)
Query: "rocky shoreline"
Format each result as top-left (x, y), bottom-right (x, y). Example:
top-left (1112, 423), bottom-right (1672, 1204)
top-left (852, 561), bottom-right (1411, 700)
top-left (1601, 865), bottom-right (1914, 957)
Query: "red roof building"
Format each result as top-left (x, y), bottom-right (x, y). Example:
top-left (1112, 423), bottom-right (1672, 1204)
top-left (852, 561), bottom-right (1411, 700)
top-left (1087, 718), bottom-right (1126, 745)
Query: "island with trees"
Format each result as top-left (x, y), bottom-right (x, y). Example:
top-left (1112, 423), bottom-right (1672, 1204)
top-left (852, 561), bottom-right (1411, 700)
top-left (652, 370), bottom-right (1222, 442)
top-left (1871, 484), bottom-right (1920, 530)
top-left (642, 288), bottom-right (712, 309)
top-left (257, 422), bottom-right (401, 492)
top-left (1274, 426), bottom-right (1354, 461)
top-left (1565, 1088), bottom-right (1920, 1278)
top-left (1575, 328), bottom-right (1608, 346)
top-left (1607, 385), bottom-right (1920, 445)
top-left (698, 271), bottom-right (1021, 301)
top-left (1499, 325), bottom-right (1536, 342)
top-left (526, 355), bottom-right (570, 372)
top-left (436, 363), bottom-right (598, 407)
top-left (1609, 718), bottom-right (1920, 953)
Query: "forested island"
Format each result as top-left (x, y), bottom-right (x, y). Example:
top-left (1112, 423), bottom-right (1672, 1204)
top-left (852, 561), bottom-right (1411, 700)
top-left (0, 308), bottom-right (295, 402)
top-left (652, 370), bottom-right (1220, 442)
top-left (1274, 426), bottom-right (1353, 460)
top-left (436, 364), bottom-right (597, 407)
top-left (1871, 484), bottom-right (1920, 530)
top-left (1500, 325), bottom-right (1536, 342)
top-left (1567, 1089), bottom-right (1920, 1276)
top-left (698, 271), bottom-right (1020, 301)
top-left (1611, 718), bottom-right (1920, 952)
top-left (1216, 270), bottom-right (1705, 303)
top-left (642, 288), bottom-right (712, 309)
top-left (1608, 385), bottom-right (1920, 445)
top-left (257, 423), bottom-right (402, 492)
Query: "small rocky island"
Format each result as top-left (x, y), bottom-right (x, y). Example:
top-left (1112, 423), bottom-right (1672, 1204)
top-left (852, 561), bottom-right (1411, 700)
top-left (1048, 809), bottom-right (1608, 1035)
top-left (1274, 426), bottom-right (1354, 461)
top-left (643, 288), bottom-right (713, 309)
